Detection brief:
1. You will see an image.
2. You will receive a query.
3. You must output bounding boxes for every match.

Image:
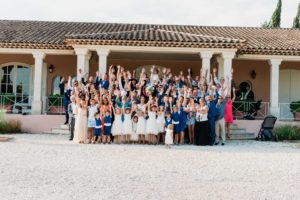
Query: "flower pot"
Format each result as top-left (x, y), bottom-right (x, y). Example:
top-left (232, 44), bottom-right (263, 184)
top-left (2, 105), bottom-right (13, 113)
top-left (292, 112), bottom-right (300, 121)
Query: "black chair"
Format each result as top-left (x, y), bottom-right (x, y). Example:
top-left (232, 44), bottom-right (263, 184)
top-left (257, 115), bottom-right (278, 141)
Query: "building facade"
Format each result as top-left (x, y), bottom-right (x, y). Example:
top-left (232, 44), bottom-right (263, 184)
top-left (0, 20), bottom-right (300, 122)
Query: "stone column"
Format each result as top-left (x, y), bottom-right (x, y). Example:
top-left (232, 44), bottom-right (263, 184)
top-left (200, 51), bottom-right (214, 82)
top-left (74, 48), bottom-right (91, 80)
top-left (222, 52), bottom-right (235, 89)
top-left (268, 59), bottom-right (282, 117)
top-left (216, 56), bottom-right (224, 78)
top-left (96, 48), bottom-right (110, 75)
top-left (32, 52), bottom-right (46, 114)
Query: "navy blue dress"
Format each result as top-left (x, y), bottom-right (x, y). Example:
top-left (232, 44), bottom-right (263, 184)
top-left (179, 107), bottom-right (187, 132)
top-left (103, 115), bottom-right (112, 136)
top-left (171, 112), bottom-right (181, 134)
top-left (94, 118), bottom-right (102, 137)
top-left (165, 118), bottom-right (173, 128)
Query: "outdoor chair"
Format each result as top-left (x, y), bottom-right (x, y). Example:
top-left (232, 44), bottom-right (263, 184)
top-left (256, 115), bottom-right (278, 141)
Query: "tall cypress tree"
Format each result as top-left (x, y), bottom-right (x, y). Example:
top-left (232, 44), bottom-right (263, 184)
top-left (269, 0), bottom-right (282, 28)
top-left (292, 3), bottom-right (300, 29)
top-left (261, 0), bottom-right (282, 28)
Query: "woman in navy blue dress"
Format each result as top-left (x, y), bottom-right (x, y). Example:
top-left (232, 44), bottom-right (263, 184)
top-left (93, 112), bottom-right (102, 143)
top-left (170, 103), bottom-right (181, 145)
top-left (103, 109), bottom-right (112, 144)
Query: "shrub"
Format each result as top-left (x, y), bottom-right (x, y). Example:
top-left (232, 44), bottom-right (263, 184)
top-left (0, 119), bottom-right (22, 133)
top-left (0, 109), bottom-right (5, 121)
top-left (273, 125), bottom-right (300, 141)
top-left (0, 110), bottom-right (22, 133)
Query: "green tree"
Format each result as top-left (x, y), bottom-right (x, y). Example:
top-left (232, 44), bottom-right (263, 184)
top-left (261, 0), bottom-right (282, 28)
top-left (292, 3), bottom-right (300, 28)
top-left (261, 20), bottom-right (270, 28)
top-left (269, 0), bottom-right (282, 28)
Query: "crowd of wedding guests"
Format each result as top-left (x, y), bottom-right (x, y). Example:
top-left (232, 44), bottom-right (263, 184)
top-left (59, 65), bottom-right (236, 148)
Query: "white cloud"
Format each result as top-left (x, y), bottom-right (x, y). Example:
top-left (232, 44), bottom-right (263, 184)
top-left (1, 0), bottom-right (299, 28)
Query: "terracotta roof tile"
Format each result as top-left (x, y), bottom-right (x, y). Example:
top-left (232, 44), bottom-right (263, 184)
top-left (0, 20), bottom-right (299, 55)
top-left (64, 28), bottom-right (245, 48)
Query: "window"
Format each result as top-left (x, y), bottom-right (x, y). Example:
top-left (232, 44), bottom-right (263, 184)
top-left (0, 65), bottom-right (14, 94)
top-left (52, 76), bottom-right (61, 95)
top-left (0, 63), bottom-right (32, 104)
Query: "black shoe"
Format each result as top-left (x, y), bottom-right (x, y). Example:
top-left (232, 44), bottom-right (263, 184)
top-left (69, 138), bottom-right (72, 141)
top-left (214, 142), bottom-right (219, 145)
top-left (64, 122), bottom-right (68, 125)
top-left (221, 143), bottom-right (225, 146)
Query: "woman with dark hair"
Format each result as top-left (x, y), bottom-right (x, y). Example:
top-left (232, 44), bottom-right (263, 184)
top-left (194, 98), bottom-right (210, 146)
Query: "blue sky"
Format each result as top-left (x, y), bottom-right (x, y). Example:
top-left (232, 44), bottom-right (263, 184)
top-left (1, 0), bottom-right (299, 27)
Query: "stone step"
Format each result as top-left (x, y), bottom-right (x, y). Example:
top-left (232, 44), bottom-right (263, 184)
top-left (229, 135), bottom-right (255, 140)
top-left (230, 126), bottom-right (246, 131)
top-left (59, 124), bottom-right (69, 130)
top-left (51, 128), bottom-right (70, 135)
top-left (228, 132), bottom-right (255, 140)
top-left (230, 129), bottom-right (248, 134)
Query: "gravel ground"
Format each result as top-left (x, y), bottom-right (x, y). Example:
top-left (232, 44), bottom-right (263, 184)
top-left (0, 134), bottom-right (300, 200)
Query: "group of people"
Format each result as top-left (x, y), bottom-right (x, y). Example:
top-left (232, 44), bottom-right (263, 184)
top-left (60, 65), bottom-right (236, 148)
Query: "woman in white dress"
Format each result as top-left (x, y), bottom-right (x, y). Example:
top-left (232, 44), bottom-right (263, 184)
top-left (146, 97), bottom-right (158, 144)
top-left (111, 107), bottom-right (123, 144)
top-left (73, 98), bottom-right (88, 144)
top-left (131, 115), bottom-right (139, 143)
top-left (156, 106), bottom-right (165, 144)
top-left (165, 124), bottom-right (174, 148)
top-left (136, 109), bottom-right (146, 144)
top-left (122, 105), bottom-right (133, 144)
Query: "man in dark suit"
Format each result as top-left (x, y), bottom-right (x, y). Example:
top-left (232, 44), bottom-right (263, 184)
top-left (244, 86), bottom-right (255, 101)
top-left (59, 77), bottom-right (71, 125)
top-left (205, 92), bottom-right (219, 145)
top-left (95, 71), bottom-right (109, 90)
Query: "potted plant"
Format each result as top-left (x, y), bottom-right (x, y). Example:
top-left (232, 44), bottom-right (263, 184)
top-left (290, 101), bottom-right (300, 121)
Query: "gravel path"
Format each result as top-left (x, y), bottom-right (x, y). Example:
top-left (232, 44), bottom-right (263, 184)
top-left (0, 134), bottom-right (300, 200)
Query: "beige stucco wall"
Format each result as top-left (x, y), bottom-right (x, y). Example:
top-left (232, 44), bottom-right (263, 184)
top-left (44, 55), bottom-right (77, 94)
top-left (0, 54), bottom-right (34, 65)
top-left (232, 59), bottom-right (270, 102)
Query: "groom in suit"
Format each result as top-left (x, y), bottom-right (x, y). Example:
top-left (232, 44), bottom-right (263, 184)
top-left (59, 77), bottom-right (71, 125)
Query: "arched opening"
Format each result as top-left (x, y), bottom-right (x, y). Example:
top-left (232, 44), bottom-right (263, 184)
top-left (52, 76), bottom-right (61, 95)
top-left (0, 63), bottom-right (32, 104)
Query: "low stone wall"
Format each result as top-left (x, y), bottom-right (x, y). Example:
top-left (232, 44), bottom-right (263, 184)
top-left (5, 114), bottom-right (64, 134)
top-left (5, 114), bottom-right (300, 135)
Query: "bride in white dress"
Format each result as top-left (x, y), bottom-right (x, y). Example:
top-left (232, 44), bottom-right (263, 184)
top-left (73, 98), bottom-right (88, 144)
